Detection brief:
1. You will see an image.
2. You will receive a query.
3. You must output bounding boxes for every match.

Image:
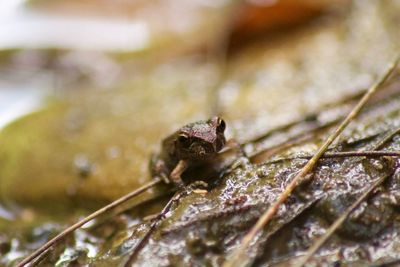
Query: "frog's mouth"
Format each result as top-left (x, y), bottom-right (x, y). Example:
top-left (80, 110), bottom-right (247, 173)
top-left (190, 144), bottom-right (211, 158)
top-left (186, 142), bottom-right (219, 160)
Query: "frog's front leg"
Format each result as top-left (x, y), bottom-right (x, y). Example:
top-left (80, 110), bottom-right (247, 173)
top-left (169, 160), bottom-right (188, 188)
top-left (150, 154), bottom-right (170, 184)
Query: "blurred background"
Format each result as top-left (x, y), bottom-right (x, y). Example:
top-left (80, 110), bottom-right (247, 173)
top-left (0, 0), bottom-right (399, 265)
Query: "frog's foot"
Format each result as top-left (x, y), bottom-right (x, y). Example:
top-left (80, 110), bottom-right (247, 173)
top-left (150, 155), bottom-right (171, 184)
top-left (174, 181), bottom-right (185, 191)
top-left (153, 173), bottom-right (170, 185)
top-left (192, 188), bottom-right (208, 195)
top-left (232, 156), bottom-right (250, 168)
top-left (186, 181), bottom-right (208, 194)
top-left (159, 173), bottom-right (170, 184)
top-left (224, 156), bottom-right (250, 175)
top-left (170, 160), bottom-right (188, 188)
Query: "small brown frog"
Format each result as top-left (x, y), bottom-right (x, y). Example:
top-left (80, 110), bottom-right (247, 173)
top-left (150, 117), bottom-right (226, 187)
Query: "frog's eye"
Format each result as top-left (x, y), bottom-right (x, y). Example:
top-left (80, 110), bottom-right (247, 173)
top-left (178, 133), bottom-right (190, 145)
top-left (217, 118), bottom-right (226, 132)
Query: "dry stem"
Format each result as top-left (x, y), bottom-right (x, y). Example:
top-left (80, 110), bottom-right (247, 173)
top-left (17, 178), bottom-right (162, 267)
top-left (293, 127), bottom-right (400, 266)
top-left (222, 55), bottom-right (400, 267)
top-left (294, 171), bottom-right (391, 267)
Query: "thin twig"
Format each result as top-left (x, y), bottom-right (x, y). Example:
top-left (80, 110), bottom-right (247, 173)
top-left (374, 127), bottom-right (400, 150)
top-left (249, 129), bottom-right (326, 163)
top-left (247, 78), bottom-right (400, 163)
top-left (124, 189), bottom-right (187, 266)
top-left (222, 55), bottom-right (400, 267)
top-left (108, 190), bottom-right (175, 222)
top-left (371, 258), bottom-right (400, 267)
top-left (293, 172), bottom-right (391, 267)
top-left (293, 127), bottom-right (400, 266)
top-left (17, 178), bottom-right (162, 267)
top-left (267, 150), bottom-right (400, 164)
top-left (244, 77), bottom-right (400, 151)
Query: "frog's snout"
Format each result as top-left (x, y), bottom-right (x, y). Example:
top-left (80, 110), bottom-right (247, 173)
top-left (191, 143), bottom-right (218, 158)
top-left (190, 143), bottom-right (205, 155)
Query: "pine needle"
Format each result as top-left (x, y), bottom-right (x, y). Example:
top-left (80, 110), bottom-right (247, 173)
top-left (293, 171), bottom-right (391, 267)
top-left (222, 55), bottom-right (400, 267)
top-left (293, 126), bottom-right (400, 266)
top-left (17, 178), bottom-right (162, 267)
top-left (268, 150), bottom-right (400, 163)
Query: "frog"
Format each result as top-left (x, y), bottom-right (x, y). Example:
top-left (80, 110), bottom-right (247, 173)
top-left (150, 117), bottom-right (227, 188)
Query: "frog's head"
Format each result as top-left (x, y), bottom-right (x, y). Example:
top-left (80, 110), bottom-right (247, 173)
top-left (175, 117), bottom-right (226, 160)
